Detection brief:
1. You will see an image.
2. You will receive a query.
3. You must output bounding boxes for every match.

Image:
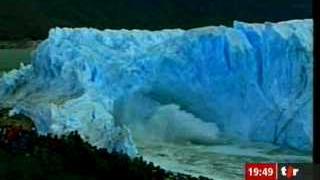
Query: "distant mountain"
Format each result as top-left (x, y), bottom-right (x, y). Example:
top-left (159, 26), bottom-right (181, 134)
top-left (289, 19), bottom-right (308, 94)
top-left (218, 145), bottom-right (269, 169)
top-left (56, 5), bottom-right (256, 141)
top-left (0, 0), bottom-right (312, 40)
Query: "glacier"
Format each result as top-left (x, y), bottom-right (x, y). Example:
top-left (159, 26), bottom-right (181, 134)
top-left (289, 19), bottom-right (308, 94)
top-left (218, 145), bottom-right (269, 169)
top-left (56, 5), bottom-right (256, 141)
top-left (0, 19), bottom-right (313, 155)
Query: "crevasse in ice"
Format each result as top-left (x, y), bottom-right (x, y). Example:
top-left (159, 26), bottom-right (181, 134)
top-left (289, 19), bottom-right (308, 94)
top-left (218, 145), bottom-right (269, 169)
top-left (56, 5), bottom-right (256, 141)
top-left (0, 19), bottom-right (313, 155)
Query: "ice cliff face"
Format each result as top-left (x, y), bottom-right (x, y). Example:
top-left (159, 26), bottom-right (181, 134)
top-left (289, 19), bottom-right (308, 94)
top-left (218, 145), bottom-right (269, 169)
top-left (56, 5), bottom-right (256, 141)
top-left (0, 19), bottom-right (313, 154)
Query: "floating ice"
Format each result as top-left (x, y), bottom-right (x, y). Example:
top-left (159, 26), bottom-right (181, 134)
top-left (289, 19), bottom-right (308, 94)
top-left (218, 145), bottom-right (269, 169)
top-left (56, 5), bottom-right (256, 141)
top-left (0, 19), bottom-right (313, 155)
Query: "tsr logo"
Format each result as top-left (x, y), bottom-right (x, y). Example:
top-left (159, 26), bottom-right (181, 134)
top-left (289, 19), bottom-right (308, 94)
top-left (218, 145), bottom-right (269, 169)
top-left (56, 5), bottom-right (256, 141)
top-left (281, 166), bottom-right (299, 179)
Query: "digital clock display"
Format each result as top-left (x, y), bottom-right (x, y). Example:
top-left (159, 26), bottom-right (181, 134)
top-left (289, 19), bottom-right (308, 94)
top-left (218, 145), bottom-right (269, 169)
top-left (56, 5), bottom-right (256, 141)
top-left (245, 163), bottom-right (277, 180)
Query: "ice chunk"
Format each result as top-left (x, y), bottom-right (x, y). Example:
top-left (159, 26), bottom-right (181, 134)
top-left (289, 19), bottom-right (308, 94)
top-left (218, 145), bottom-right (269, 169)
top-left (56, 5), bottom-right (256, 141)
top-left (147, 104), bottom-right (220, 144)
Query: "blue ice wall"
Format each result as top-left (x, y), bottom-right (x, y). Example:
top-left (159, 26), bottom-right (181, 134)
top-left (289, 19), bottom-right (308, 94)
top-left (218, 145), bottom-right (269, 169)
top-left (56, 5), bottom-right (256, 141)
top-left (0, 19), bottom-right (313, 154)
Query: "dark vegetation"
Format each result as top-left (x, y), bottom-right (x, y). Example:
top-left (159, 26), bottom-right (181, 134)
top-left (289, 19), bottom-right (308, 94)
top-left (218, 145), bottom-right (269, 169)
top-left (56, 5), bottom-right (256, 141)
top-left (0, 108), bottom-right (36, 130)
top-left (0, 109), bottom-right (212, 180)
top-left (0, 0), bottom-right (312, 40)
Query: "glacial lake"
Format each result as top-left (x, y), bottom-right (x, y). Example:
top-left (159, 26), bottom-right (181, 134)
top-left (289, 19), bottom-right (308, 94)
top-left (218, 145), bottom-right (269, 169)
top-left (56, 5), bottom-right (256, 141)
top-left (0, 48), bottom-right (33, 73)
top-left (136, 139), bottom-right (312, 180)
